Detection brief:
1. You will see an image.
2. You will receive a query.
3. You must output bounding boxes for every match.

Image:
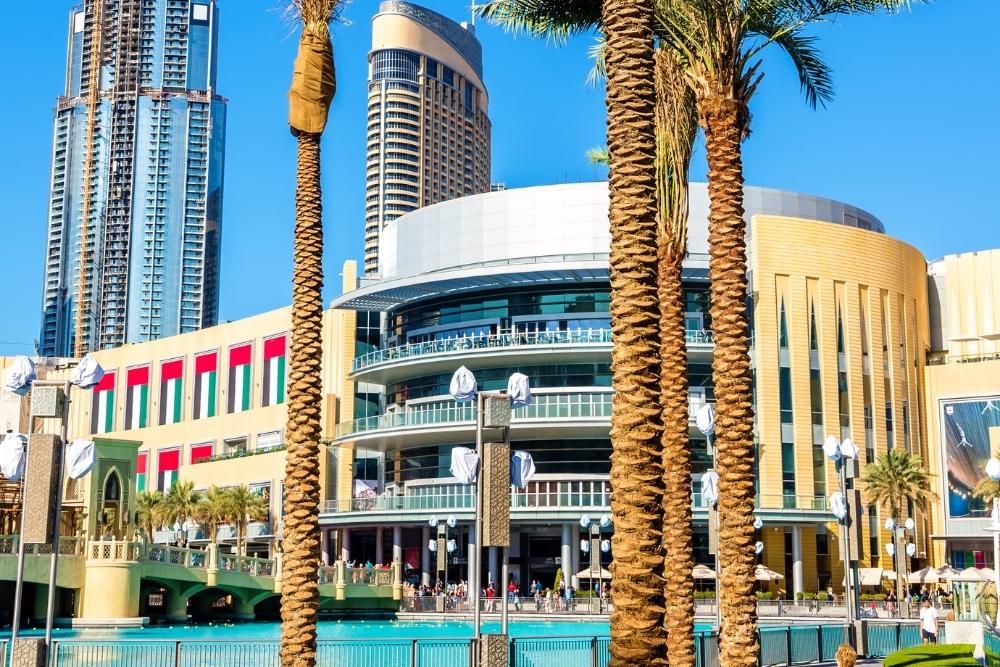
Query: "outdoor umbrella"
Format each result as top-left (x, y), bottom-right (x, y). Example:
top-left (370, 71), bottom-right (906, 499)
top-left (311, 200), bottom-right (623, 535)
top-left (907, 566), bottom-right (940, 585)
top-left (755, 565), bottom-right (784, 582)
top-left (954, 567), bottom-right (993, 582)
top-left (576, 566), bottom-right (613, 580)
top-left (692, 564), bottom-right (717, 580)
top-left (935, 566), bottom-right (961, 581)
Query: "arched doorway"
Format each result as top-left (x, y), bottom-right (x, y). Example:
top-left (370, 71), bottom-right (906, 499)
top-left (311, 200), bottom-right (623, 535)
top-left (99, 471), bottom-right (123, 538)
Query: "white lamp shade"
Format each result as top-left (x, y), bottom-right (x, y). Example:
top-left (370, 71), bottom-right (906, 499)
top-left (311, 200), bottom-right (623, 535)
top-left (447, 539), bottom-right (457, 553)
top-left (511, 450), bottom-right (536, 488)
top-left (753, 516), bottom-right (763, 530)
top-left (600, 539), bottom-right (611, 553)
top-left (0, 432), bottom-right (27, 482)
top-left (599, 514), bottom-right (612, 529)
top-left (449, 447), bottom-right (480, 485)
top-left (696, 404), bottom-right (716, 436)
top-left (4, 356), bottom-right (35, 396)
top-left (823, 436), bottom-right (842, 462)
top-left (449, 366), bottom-right (478, 403)
top-left (428, 516), bottom-right (439, 528)
top-left (428, 539), bottom-right (437, 552)
top-left (839, 438), bottom-right (859, 460)
top-left (700, 471), bottom-right (719, 507)
top-left (886, 543), bottom-right (896, 556)
top-left (579, 515), bottom-right (591, 529)
top-left (755, 541), bottom-right (764, 555)
top-left (71, 354), bottom-right (105, 390)
top-left (66, 439), bottom-right (96, 479)
top-left (904, 518), bottom-right (915, 531)
top-left (906, 542), bottom-right (917, 557)
top-left (580, 539), bottom-right (590, 553)
top-left (987, 458), bottom-right (1000, 481)
top-left (829, 492), bottom-right (848, 521)
top-left (507, 373), bottom-right (532, 408)
top-left (884, 518), bottom-right (896, 531)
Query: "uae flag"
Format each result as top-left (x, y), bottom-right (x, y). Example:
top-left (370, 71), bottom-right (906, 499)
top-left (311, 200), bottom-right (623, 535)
top-left (262, 334), bottom-right (287, 407)
top-left (159, 358), bottom-right (184, 425)
top-left (124, 365), bottom-right (150, 430)
top-left (91, 371), bottom-right (116, 434)
top-left (136, 451), bottom-right (147, 492)
top-left (227, 343), bottom-right (252, 413)
top-left (157, 448), bottom-right (180, 491)
top-left (190, 442), bottom-right (213, 464)
top-left (193, 350), bottom-right (217, 420)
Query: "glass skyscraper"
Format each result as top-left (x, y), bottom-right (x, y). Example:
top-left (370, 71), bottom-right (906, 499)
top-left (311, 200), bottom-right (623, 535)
top-left (39, 0), bottom-right (227, 357)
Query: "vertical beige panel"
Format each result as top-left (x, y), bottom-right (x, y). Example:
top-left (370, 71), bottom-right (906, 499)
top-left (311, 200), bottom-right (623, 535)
top-left (788, 275), bottom-right (814, 499)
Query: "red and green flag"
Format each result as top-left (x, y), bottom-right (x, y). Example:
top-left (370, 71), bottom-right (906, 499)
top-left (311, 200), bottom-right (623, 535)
top-left (193, 350), bottom-right (217, 420)
top-left (159, 358), bottom-right (184, 425)
top-left (125, 365), bottom-right (150, 430)
top-left (190, 442), bottom-right (213, 464)
top-left (136, 451), bottom-right (147, 492)
top-left (262, 334), bottom-right (287, 407)
top-left (157, 448), bottom-right (180, 490)
top-left (228, 343), bottom-right (252, 413)
top-left (91, 371), bottom-right (116, 434)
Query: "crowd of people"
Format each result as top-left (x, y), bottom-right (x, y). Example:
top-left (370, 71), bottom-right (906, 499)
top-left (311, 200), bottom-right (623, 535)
top-left (400, 576), bottom-right (611, 614)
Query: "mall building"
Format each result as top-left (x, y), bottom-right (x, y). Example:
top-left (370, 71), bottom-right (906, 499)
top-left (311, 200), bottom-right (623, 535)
top-left (2, 182), bottom-right (999, 619)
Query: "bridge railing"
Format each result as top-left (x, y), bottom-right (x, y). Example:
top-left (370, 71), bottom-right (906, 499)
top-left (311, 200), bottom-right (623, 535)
top-left (88, 540), bottom-right (144, 562)
top-left (145, 544), bottom-right (208, 568)
top-left (0, 535), bottom-right (86, 556)
top-left (216, 550), bottom-right (275, 577)
top-left (319, 561), bottom-right (402, 588)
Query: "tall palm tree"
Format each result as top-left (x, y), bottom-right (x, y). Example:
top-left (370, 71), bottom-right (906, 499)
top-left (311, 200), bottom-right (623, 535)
top-left (861, 449), bottom-right (930, 605)
top-left (652, 2), bottom-right (914, 662)
top-left (283, 1), bottom-right (338, 665)
top-left (135, 490), bottom-right (165, 543)
top-left (194, 485), bottom-right (232, 544)
top-left (975, 477), bottom-right (1000, 508)
top-left (227, 485), bottom-right (270, 556)
top-left (160, 481), bottom-right (201, 531)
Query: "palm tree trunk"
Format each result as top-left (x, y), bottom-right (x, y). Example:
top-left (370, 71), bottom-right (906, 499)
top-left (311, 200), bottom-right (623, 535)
top-left (699, 95), bottom-right (758, 667)
top-left (279, 131), bottom-right (324, 667)
top-left (660, 246), bottom-right (695, 667)
top-left (654, 48), bottom-right (697, 667)
top-left (601, 1), bottom-right (666, 664)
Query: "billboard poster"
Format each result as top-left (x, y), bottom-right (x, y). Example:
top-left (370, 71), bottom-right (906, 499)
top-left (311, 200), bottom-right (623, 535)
top-left (943, 396), bottom-right (1000, 518)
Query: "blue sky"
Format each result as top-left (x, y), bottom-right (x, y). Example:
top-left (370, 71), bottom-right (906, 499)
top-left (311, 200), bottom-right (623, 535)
top-left (0, 0), bottom-right (997, 356)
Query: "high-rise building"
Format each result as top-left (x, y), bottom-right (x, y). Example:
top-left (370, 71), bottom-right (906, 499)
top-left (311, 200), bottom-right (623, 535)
top-left (363, 1), bottom-right (491, 275)
top-left (39, 0), bottom-right (227, 357)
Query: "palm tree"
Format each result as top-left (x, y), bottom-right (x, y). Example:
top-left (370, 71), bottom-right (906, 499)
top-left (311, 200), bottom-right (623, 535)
top-left (283, 1), bottom-right (338, 665)
top-left (135, 490), bottom-right (165, 543)
top-left (194, 485), bottom-right (232, 544)
top-left (160, 481), bottom-right (202, 533)
top-left (227, 485), bottom-right (270, 556)
top-left (861, 449), bottom-right (930, 607)
top-left (975, 477), bottom-right (1000, 509)
top-left (651, 2), bottom-right (915, 662)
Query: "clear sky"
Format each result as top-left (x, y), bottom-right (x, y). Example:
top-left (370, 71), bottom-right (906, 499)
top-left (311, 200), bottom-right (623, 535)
top-left (0, 0), bottom-right (997, 356)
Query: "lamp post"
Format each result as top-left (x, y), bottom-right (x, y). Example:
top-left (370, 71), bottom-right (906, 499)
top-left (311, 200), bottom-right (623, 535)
top-left (824, 435), bottom-right (862, 640)
top-left (695, 404), bottom-right (721, 631)
top-left (428, 515), bottom-right (458, 613)
top-left (885, 517), bottom-right (915, 618)
top-left (579, 514), bottom-right (612, 614)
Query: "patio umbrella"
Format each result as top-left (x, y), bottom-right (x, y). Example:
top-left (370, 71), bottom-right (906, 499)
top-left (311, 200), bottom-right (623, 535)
top-left (908, 566), bottom-right (940, 585)
top-left (846, 568), bottom-right (895, 587)
top-left (755, 565), bottom-right (784, 582)
top-left (576, 566), bottom-right (612, 580)
top-left (692, 564), bottom-right (717, 580)
top-left (954, 567), bottom-right (993, 582)
top-left (935, 566), bottom-right (961, 581)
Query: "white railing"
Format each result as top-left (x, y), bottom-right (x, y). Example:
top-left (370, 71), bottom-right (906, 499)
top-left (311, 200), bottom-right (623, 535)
top-left (321, 561), bottom-right (401, 587)
top-left (0, 535), bottom-right (86, 556)
top-left (352, 328), bottom-right (715, 373)
top-left (216, 549), bottom-right (275, 577)
top-left (145, 544), bottom-right (209, 568)
top-left (88, 540), bottom-right (144, 562)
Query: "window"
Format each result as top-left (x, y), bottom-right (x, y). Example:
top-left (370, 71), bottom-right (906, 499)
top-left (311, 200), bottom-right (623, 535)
top-left (224, 436), bottom-right (248, 455)
top-left (190, 442), bottom-right (213, 464)
top-left (257, 430), bottom-right (282, 452)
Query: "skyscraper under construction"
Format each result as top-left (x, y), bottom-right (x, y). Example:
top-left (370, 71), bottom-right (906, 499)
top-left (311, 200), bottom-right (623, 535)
top-left (39, 0), bottom-right (227, 357)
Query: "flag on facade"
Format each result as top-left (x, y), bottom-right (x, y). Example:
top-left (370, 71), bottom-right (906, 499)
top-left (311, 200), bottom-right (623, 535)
top-left (157, 448), bottom-right (180, 490)
top-left (124, 365), bottom-right (150, 430)
top-left (227, 343), bottom-right (252, 413)
top-left (190, 442), bottom-right (213, 464)
top-left (262, 334), bottom-right (287, 407)
top-left (193, 350), bottom-right (217, 420)
top-left (159, 358), bottom-right (183, 425)
top-left (91, 371), bottom-right (116, 434)
top-left (136, 451), bottom-right (147, 492)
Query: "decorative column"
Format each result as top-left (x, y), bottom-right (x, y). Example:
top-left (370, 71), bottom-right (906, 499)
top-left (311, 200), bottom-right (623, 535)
top-left (421, 526), bottom-right (431, 586)
top-left (321, 529), bottom-right (330, 565)
top-left (570, 523), bottom-right (581, 587)
top-left (488, 546), bottom-right (499, 589)
top-left (375, 528), bottom-right (384, 564)
top-left (467, 528), bottom-right (477, 599)
top-left (561, 524), bottom-right (572, 588)
top-left (392, 526), bottom-right (403, 563)
top-left (341, 528), bottom-right (351, 563)
top-left (792, 526), bottom-right (804, 604)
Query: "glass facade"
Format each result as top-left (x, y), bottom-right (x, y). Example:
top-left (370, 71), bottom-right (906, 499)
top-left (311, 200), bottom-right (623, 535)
top-left (39, 1), bottom-right (226, 356)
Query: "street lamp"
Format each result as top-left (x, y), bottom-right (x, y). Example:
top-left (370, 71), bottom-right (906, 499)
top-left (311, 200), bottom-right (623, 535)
top-left (428, 514), bottom-right (459, 612)
top-left (824, 435), bottom-right (862, 636)
top-left (579, 514), bottom-right (612, 613)
top-left (884, 517), bottom-right (916, 617)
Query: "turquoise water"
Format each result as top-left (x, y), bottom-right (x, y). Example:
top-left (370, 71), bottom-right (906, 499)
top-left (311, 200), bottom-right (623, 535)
top-left (4, 619), bottom-right (615, 641)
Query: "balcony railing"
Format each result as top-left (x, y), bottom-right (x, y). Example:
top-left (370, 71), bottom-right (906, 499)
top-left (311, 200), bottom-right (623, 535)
top-left (352, 328), bottom-right (714, 373)
top-left (335, 391), bottom-right (615, 439)
top-left (0, 535), bottom-right (85, 556)
top-left (323, 482), bottom-right (827, 515)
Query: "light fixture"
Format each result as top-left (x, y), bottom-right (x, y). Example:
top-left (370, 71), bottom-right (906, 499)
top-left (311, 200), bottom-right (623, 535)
top-left (446, 515), bottom-right (457, 529)
top-left (600, 540), bottom-right (611, 554)
top-left (428, 539), bottom-right (437, 552)
top-left (599, 514), bottom-right (612, 529)
top-left (884, 518), bottom-right (896, 531)
top-left (579, 515), bottom-right (591, 529)
top-left (428, 516), bottom-right (439, 528)
top-left (904, 518), bottom-right (915, 531)
top-left (755, 541), bottom-right (764, 555)
top-left (885, 543), bottom-right (895, 557)
top-left (906, 542), bottom-right (916, 557)
top-left (580, 539), bottom-right (590, 554)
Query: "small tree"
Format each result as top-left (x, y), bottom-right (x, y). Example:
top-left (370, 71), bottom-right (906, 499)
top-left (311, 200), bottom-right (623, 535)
top-left (160, 481), bottom-right (202, 533)
top-left (194, 485), bottom-right (231, 543)
top-left (861, 450), bottom-right (931, 522)
top-left (135, 490), bottom-right (165, 543)
top-left (227, 485), bottom-right (270, 556)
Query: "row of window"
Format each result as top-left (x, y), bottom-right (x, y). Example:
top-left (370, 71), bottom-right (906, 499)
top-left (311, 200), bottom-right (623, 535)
top-left (89, 333), bottom-right (288, 434)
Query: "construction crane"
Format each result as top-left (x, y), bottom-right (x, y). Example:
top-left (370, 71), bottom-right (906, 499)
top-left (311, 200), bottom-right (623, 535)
top-left (73, 0), bottom-right (107, 358)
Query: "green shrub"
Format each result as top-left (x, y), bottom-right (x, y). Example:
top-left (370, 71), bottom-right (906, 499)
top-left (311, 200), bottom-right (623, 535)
top-left (860, 593), bottom-right (887, 601)
top-left (756, 591), bottom-right (774, 600)
top-left (884, 644), bottom-right (978, 667)
top-left (694, 591), bottom-right (716, 599)
top-left (796, 592), bottom-right (817, 600)
top-left (816, 591), bottom-right (830, 601)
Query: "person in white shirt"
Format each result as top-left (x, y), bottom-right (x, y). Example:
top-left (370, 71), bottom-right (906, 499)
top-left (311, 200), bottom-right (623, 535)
top-left (919, 599), bottom-right (939, 644)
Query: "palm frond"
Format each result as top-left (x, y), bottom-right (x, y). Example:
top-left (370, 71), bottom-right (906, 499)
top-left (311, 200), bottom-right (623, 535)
top-left (753, 28), bottom-right (833, 107)
top-left (476, 0), bottom-right (600, 41)
top-left (287, 0), bottom-right (341, 32)
top-left (585, 146), bottom-right (609, 165)
top-left (585, 35), bottom-right (607, 88)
